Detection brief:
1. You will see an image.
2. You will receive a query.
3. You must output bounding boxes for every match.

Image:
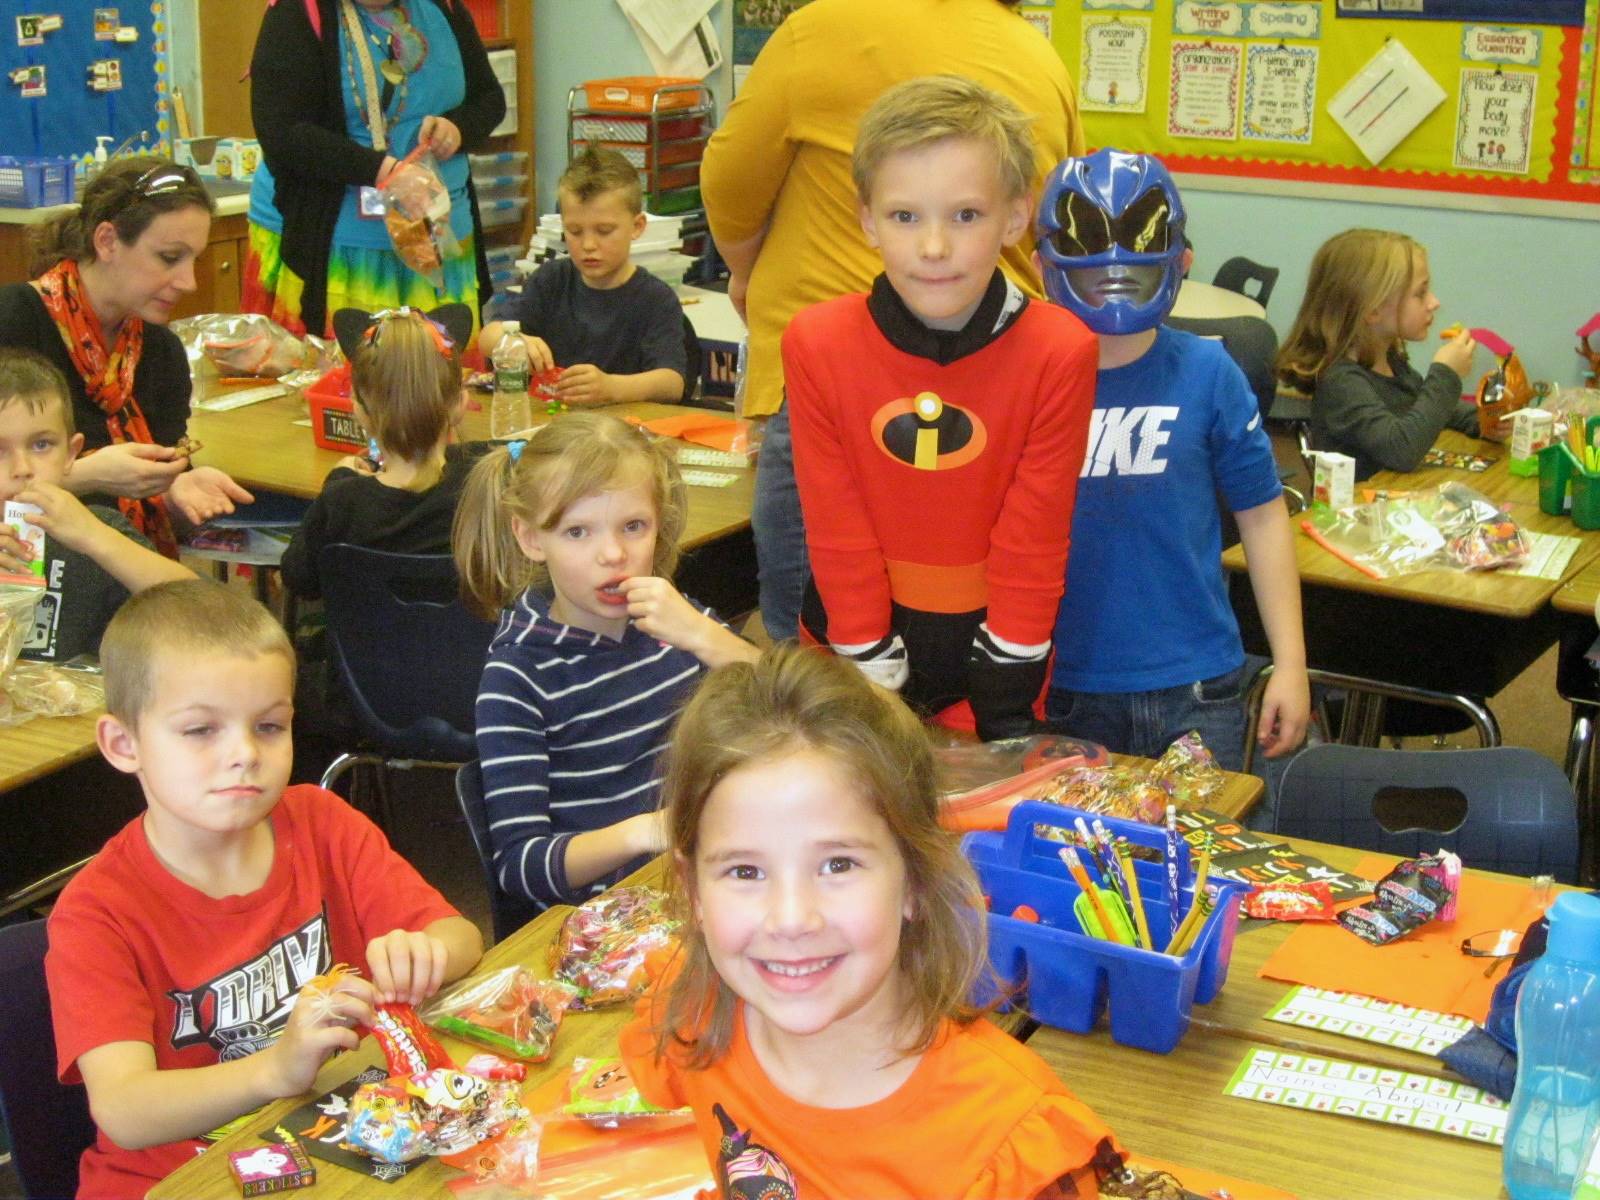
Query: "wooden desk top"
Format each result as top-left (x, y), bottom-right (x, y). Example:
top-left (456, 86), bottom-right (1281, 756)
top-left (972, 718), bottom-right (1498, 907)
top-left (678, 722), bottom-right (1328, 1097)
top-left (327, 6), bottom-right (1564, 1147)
top-left (1555, 552), bottom-right (1600, 616)
top-left (1030, 837), bottom-right (1509, 1200)
top-left (188, 390), bottom-right (754, 551)
top-left (0, 710), bottom-right (101, 794)
top-left (1225, 431), bottom-right (1600, 619)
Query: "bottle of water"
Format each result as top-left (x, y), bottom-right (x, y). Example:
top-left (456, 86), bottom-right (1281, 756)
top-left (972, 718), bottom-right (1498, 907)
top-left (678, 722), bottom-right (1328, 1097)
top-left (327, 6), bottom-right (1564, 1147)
top-left (490, 321), bottom-right (532, 440)
top-left (1503, 892), bottom-right (1600, 1200)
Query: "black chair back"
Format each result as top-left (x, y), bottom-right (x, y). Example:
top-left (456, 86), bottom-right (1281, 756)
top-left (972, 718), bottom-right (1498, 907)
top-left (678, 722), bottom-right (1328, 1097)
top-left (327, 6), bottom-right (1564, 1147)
top-left (1212, 255), bottom-right (1279, 309)
top-left (1276, 744), bottom-right (1579, 883)
top-left (455, 762), bottom-right (542, 945)
top-left (0, 918), bottom-right (96, 1199)
top-left (317, 546), bottom-right (495, 763)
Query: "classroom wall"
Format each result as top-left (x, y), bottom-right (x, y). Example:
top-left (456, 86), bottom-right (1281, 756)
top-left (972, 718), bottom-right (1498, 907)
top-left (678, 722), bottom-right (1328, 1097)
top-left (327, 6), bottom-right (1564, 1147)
top-left (1183, 185), bottom-right (1600, 390)
top-left (530, 0), bottom-right (731, 215)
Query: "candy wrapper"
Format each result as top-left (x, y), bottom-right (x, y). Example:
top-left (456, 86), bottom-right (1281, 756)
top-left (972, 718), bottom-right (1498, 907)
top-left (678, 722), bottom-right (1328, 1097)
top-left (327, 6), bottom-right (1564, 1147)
top-left (421, 967), bottom-right (578, 1061)
top-left (343, 1060), bottom-right (526, 1165)
top-left (345, 1083), bottom-right (431, 1164)
top-left (368, 1002), bottom-right (453, 1076)
top-left (1034, 765), bottom-right (1170, 826)
top-left (1336, 858), bottom-right (1450, 946)
top-left (1148, 732), bottom-right (1227, 809)
top-left (550, 887), bottom-right (679, 1008)
top-left (381, 147), bottom-right (461, 288)
top-left (1418, 849), bottom-right (1462, 922)
top-left (563, 1057), bottom-right (676, 1124)
top-left (1243, 881), bottom-right (1336, 922)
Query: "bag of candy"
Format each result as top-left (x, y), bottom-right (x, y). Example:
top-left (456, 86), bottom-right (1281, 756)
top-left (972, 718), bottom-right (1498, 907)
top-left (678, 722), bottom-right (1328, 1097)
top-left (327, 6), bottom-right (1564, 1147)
top-left (549, 887), bottom-right (679, 1008)
top-left (563, 1057), bottom-right (677, 1124)
top-left (421, 967), bottom-right (579, 1062)
top-left (381, 147), bottom-right (461, 288)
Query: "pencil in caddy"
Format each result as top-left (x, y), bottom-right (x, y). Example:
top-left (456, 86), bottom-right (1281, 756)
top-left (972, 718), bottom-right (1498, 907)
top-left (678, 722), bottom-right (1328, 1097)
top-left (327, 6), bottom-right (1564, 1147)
top-left (962, 801), bottom-right (1246, 1054)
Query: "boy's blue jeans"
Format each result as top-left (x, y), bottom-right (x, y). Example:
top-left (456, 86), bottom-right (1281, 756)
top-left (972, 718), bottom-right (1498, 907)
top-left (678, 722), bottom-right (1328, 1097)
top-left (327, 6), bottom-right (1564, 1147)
top-left (752, 404), bottom-right (808, 642)
top-left (1044, 664), bottom-right (1249, 774)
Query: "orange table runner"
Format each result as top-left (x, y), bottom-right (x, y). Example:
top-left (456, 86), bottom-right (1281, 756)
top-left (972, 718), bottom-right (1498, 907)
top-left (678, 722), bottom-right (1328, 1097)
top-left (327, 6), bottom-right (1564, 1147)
top-left (1258, 855), bottom-right (1538, 1024)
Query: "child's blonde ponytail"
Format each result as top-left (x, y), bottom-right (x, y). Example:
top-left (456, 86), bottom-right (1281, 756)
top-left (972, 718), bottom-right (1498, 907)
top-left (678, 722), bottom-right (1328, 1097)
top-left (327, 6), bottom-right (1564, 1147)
top-left (452, 445), bottom-right (535, 619)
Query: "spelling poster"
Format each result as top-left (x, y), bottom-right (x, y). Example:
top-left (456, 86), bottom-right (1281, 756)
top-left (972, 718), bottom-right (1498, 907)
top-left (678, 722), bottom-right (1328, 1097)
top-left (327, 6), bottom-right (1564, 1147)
top-left (1242, 42), bottom-right (1318, 144)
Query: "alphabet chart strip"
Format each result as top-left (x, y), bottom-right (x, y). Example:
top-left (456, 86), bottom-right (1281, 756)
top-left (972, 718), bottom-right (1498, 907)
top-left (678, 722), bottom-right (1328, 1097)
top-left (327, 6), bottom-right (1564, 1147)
top-left (1225, 1046), bottom-right (1508, 1145)
top-left (1265, 986), bottom-right (1474, 1056)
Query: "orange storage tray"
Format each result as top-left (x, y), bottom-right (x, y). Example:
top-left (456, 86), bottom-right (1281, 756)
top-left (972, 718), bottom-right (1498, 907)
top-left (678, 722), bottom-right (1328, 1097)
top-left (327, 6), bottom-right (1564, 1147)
top-left (304, 364), bottom-right (366, 453)
top-left (580, 76), bottom-right (701, 114)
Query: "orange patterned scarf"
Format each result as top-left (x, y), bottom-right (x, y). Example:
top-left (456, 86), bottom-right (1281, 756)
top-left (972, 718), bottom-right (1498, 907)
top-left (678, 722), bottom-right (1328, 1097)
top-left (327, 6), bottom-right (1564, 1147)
top-left (35, 258), bottom-right (178, 557)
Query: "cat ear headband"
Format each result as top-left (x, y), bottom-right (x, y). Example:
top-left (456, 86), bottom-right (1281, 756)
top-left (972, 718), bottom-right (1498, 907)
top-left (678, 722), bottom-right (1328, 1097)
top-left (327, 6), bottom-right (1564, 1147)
top-left (332, 302), bottom-right (473, 362)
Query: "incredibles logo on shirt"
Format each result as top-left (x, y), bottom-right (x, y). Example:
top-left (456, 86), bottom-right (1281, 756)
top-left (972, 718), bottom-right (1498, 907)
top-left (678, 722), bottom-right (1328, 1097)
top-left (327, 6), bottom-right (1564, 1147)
top-left (870, 392), bottom-right (987, 471)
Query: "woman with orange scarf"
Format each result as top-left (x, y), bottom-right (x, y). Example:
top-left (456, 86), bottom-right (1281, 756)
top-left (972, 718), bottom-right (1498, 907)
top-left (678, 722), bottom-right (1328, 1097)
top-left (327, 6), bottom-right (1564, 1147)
top-left (0, 157), bottom-right (252, 556)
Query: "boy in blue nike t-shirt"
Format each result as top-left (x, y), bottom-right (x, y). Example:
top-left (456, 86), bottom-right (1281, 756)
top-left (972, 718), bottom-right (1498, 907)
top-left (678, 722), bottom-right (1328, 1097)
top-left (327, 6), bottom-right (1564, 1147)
top-left (1036, 150), bottom-right (1308, 784)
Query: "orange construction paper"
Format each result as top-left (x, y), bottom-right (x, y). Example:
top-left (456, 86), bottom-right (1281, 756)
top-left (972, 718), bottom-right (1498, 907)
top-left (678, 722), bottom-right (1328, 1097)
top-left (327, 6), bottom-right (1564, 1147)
top-left (1258, 854), bottom-right (1540, 1024)
top-left (626, 413), bottom-right (751, 453)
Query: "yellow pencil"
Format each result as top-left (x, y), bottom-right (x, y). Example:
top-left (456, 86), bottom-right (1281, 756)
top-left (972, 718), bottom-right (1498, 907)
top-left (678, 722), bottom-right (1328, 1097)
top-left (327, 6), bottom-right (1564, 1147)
top-left (1115, 841), bottom-right (1154, 951)
top-left (1167, 847), bottom-right (1212, 956)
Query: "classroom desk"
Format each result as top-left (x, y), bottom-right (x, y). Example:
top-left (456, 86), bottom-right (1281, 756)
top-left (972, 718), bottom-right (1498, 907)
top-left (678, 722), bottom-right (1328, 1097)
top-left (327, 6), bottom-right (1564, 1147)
top-left (149, 757), bottom-right (1259, 1199)
top-left (0, 710), bottom-right (100, 794)
top-left (188, 392), bottom-right (755, 552)
top-left (1031, 837), bottom-right (1509, 1200)
top-left (1226, 430), bottom-right (1600, 700)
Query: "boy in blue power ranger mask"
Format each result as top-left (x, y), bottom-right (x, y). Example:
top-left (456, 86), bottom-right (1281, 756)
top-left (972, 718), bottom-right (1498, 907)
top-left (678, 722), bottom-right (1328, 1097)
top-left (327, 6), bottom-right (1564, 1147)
top-left (1037, 149), bottom-right (1308, 794)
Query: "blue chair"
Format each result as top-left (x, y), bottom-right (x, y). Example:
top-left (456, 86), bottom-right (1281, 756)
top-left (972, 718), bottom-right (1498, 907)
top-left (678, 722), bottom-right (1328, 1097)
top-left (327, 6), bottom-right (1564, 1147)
top-left (455, 762), bottom-right (542, 945)
top-left (1275, 744), bottom-right (1579, 883)
top-left (317, 546), bottom-right (495, 830)
top-left (0, 918), bottom-right (96, 1199)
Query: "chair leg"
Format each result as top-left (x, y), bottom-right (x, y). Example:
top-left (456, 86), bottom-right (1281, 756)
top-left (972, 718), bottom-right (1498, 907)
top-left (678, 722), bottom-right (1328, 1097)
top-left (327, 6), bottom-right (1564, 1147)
top-left (1240, 663), bottom-right (1272, 776)
top-left (320, 751), bottom-right (384, 794)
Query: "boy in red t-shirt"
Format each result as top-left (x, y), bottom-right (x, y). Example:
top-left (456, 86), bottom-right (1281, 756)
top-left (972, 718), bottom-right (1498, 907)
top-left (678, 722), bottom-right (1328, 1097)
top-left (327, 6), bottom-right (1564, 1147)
top-left (45, 580), bottom-right (483, 1199)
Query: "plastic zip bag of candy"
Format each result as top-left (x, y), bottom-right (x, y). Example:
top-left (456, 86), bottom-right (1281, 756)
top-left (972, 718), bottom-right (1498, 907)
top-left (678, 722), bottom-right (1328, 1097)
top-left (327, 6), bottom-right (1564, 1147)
top-left (420, 966), bottom-right (579, 1062)
top-left (381, 146), bottom-right (461, 288)
top-left (549, 887), bottom-right (679, 1009)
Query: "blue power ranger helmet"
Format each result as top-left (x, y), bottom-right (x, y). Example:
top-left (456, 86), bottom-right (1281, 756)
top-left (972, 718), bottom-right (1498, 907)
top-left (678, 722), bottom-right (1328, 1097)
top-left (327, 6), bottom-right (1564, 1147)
top-left (1036, 149), bottom-right (1187, 335)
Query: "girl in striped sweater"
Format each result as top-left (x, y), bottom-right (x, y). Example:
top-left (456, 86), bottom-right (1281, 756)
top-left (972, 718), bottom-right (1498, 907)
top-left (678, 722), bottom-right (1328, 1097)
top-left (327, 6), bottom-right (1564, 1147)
top-left (453, 412), bottom-right (757, 910)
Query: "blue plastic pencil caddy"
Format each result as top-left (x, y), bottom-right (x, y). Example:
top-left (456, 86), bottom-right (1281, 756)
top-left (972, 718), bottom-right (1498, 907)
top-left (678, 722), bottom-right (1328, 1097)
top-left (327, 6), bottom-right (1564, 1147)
top-left (962, 801), bottom-right (1246, 1054)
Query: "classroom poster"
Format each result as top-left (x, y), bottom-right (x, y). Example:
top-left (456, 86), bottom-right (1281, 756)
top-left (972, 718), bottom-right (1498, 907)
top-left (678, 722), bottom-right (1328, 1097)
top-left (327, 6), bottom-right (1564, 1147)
top-left (1022, 10), bottom-right (1054, 39)
top-left (1454, 67), bottom-right (1536, 172)
top-left (1326, 37), bottom-right (1446, 164)
top-left (1080, 14), bottom-right (1151, 113)
top-left (1169, 38), bottom-right (1243, 139)
top-left (1242, 42), bottom-right (1318, 142)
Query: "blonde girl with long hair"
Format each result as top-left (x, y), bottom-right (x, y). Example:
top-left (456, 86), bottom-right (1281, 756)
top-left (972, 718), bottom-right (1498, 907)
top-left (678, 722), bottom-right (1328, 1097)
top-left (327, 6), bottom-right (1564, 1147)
top-left (453, 411), bottom-right (756, 911)
top-left (1276, 228), bottom-right (1482, 480)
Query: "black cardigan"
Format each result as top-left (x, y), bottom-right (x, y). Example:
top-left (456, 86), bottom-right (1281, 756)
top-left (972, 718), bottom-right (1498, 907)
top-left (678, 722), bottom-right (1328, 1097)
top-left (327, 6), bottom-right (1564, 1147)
top-left (249, 0), bottom-right (506, 332)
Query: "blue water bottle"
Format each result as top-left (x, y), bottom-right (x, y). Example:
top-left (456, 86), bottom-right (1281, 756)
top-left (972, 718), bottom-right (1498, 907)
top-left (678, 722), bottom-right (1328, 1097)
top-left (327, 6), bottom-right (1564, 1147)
top-left (1502, 892), bottom-right (1600, 1200)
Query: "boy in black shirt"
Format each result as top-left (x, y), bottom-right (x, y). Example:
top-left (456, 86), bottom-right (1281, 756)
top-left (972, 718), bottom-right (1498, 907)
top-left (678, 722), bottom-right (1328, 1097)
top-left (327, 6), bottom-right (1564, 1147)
top-left (478, 148), bottom-right (687, 406)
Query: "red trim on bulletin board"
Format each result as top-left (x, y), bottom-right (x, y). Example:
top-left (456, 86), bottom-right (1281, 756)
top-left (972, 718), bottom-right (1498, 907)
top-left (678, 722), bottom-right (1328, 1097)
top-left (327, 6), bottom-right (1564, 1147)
top-left (1149, 27), bottom-right (1598, 205)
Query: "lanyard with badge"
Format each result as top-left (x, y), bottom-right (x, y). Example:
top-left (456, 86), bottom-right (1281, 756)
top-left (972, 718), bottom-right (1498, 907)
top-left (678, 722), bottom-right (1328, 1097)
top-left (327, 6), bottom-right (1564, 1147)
top-left (341, 0), bottom-right (393, 219)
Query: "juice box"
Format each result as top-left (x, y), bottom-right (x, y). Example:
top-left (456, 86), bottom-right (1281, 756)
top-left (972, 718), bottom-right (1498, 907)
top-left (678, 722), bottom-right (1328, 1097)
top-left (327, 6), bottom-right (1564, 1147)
top-left (1508, 408), bottom-right (1554, 476)
top-left (3, 501), bottom-right (44, 577)
top-left (1312, 451), bottom-right (1354, 509)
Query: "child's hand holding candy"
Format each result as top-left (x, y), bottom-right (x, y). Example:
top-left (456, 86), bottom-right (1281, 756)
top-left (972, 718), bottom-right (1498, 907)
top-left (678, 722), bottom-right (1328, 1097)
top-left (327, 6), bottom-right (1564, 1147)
top-left (367, 928), bottom-right (452, 1006)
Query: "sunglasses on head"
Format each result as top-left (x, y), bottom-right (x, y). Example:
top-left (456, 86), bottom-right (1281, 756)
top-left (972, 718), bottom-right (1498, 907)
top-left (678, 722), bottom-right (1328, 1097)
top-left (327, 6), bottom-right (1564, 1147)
top-left (120, 163), bottom-right (203, 213)
top-left (1051, 189), bottom-right (1175, 259)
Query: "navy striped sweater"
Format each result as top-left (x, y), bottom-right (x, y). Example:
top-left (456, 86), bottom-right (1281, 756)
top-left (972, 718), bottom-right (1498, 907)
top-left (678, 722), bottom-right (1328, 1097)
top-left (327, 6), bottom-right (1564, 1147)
top-left (474, 589), bottom-right (713, 909)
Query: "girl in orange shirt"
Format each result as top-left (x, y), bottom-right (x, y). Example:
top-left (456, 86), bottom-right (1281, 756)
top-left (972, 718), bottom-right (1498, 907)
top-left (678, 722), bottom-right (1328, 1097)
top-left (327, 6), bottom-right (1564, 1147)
top-left (620, 644), bottom-right (1125, 1199)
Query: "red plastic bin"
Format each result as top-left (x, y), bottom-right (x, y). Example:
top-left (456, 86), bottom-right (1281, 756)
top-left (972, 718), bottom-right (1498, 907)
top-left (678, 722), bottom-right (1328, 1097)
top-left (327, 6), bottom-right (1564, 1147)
top-left (304, 365), bottom-right (366, 453)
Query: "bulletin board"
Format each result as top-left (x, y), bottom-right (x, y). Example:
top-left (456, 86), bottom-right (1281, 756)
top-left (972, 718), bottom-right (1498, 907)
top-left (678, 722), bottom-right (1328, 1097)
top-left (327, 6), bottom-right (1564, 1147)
top-left (1036, 0), bottom-right (1600, 206)
top-left (0, 1), bottom-right (172, 166)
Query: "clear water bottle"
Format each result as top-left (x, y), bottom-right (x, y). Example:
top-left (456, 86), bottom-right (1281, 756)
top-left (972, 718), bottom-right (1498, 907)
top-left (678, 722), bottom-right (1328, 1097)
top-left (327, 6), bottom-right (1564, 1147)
top-left (490, 320), bottom-right (532, 440)
top-left (1503, 892), bottom-right (1600, 1200)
